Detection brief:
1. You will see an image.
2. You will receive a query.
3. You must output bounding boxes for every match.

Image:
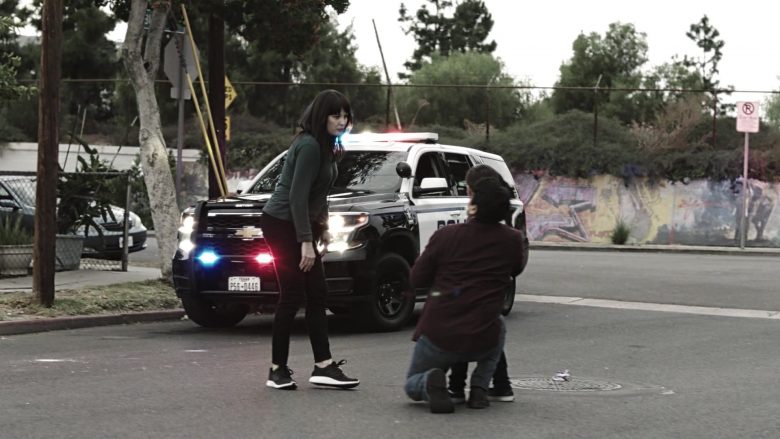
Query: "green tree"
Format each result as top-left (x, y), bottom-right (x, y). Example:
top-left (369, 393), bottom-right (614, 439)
top-left (0, 15), bottom-right (33, 100)
top-left (396, 52), bottom-right (525, 128)
top-left (682, 15), bottom-right (726, 92)
top-left (551, 22), bottom-right (649, 124)
top-left (398, 0), bottom-right (496, 78)
top-left (226, 17), bottom-right (381, 127)
top-left (764, 87), bottom-right (780, 128)
top-left (25, 0), bottom-right (121, 120)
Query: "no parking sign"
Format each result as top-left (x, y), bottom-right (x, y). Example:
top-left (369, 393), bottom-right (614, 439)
top-left (736, 101), bottom-right (760, 133)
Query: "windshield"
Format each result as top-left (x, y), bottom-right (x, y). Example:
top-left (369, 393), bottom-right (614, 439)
top-left (248, 151), bottom-right (407, 195)
top-left (3, 178), bottom-right (36, 207)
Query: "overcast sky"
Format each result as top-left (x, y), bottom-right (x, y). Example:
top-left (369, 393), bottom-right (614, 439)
top-left (335, 0), bottom-right (780, 106)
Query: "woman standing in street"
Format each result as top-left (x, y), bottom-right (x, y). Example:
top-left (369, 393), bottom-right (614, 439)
top-left (260, 89), bottom-right (359, 390)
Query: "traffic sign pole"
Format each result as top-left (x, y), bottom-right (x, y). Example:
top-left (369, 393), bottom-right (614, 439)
top-left (740, 132), bottom-right (749, 249)
top-left (735, 101), bottom-right (759, 249)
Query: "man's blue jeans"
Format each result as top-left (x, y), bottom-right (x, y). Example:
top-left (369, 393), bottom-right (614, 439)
top-left (404, 321), bottom-right (506, 402)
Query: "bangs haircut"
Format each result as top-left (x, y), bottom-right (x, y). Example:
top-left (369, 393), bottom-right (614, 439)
top-left (298, 89), bottom-right (353, 159)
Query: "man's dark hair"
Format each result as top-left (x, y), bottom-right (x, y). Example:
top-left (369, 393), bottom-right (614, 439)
top-left (465, 164), bottom-right (502, 189)
top-left (471, 177), bottom-right (511, 223)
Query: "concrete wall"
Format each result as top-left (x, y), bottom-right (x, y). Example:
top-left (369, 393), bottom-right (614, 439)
top-left (515, 174), bottom-right (780, 247)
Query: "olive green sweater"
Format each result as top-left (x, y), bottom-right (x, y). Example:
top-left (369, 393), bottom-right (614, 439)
top-left (262, 133), bottom-right (337, 242)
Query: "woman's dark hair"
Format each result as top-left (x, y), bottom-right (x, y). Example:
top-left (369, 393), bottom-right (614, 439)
top-left (471, 176), bottom-right (511, 223)
top-left (298, 89), bottom-right (353, 159)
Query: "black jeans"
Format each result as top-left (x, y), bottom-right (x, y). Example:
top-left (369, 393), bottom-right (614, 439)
top-left (260, 213), bottom-right (331, 366)
top-left (448, 350), bottom-right (510, 391)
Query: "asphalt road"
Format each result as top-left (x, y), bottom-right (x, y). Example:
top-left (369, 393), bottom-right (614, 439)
top-left (2, 251), bottom-right (779, 438)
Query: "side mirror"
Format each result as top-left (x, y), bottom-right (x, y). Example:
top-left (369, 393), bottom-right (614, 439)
top-left (396, 162), bottom-right (412, 179)
top-left (235, 180), bottom-right (251, 194)
top-left (414, 177), bottom-right (449, 196)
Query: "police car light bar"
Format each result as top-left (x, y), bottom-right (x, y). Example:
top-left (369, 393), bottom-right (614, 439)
top-left (342, 132), bottom-right (439, 143)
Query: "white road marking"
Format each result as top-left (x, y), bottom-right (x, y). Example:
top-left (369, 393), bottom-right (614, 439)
top-left (34, 359), bottom-right (78, 363)
top-left (517, 294), bottom-right (780, 320)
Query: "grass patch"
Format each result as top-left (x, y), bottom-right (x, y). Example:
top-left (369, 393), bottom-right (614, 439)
top-left (0, 279), bottom-right (180, 321)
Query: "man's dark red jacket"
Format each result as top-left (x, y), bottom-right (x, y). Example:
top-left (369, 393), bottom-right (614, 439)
top-left (410, 218), bottom-right (525, 353)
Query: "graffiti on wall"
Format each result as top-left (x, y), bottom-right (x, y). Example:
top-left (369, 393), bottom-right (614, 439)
top-left (514, 174), bottom-right (780, 248)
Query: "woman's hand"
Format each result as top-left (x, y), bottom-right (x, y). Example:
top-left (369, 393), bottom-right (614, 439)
top-left (321, 230), bottom-right (332, 247)
top-left (300, 241), bottom-right (316, 272)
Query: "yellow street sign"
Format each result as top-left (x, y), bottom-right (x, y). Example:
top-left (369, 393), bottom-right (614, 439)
top-left (225, 75), bottom-right (237, 109)
top-left (225, 116), bottom-right (231, 142)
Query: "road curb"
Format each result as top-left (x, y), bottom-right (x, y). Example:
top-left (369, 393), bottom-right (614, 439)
top-left (0, 309), bottom-right (186, 336)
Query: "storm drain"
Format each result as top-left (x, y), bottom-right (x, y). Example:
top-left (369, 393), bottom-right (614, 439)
top-left (510, 377), bottom-right (623, 392)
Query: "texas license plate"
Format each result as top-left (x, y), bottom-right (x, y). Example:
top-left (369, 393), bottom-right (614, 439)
top-left (228, 276), bottom-right (261, 291)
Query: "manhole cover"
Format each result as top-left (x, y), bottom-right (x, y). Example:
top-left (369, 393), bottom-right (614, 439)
top-left (510, 377), bottom-right (622, 392)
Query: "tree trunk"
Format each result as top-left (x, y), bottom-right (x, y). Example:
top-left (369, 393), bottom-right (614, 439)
top-left (122, 0), bottom-right (178, 278)
top-left (33, 0), bottom-right (63, 307)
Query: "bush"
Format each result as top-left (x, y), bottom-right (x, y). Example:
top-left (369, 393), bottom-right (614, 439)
top-left (611, 220), bottom-right (631, 245)
top-left (0, 215), bottom-right (33, 246)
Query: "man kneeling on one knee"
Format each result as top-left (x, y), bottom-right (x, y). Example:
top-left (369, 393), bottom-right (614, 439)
top-left (404, 176), bottom-right (525, 413)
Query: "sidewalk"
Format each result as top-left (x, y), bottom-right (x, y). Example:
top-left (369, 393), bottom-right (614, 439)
top-left (529, 241), bottom-right (780, 256)
top-left (0, 265), bottom-right (163, 294)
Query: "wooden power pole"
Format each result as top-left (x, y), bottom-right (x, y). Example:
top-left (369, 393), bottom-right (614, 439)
top-left (207, 10), bottom-right (226, 198)
top-left (33, 0), bottom-right (63, 307)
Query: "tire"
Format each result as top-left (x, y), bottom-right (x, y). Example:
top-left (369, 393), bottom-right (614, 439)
top-left (361, 253), bottom-right (415, 331)
top-left (501, 278), bottom-right (516, 316)
top-left (182, 296), bottom-right (248, 328)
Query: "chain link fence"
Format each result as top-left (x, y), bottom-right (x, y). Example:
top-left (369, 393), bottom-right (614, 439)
top-left (0, 170), bottom-right (139, 278)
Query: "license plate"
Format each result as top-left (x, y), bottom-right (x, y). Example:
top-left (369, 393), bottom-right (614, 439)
top-left (119, 236), bottom-right (134, 248)
top-left (228, 276), bottom-right (261, 292)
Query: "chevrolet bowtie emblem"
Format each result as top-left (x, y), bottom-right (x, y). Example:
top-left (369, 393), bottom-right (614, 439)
top-left (234, 226), bottom-right (263, 239)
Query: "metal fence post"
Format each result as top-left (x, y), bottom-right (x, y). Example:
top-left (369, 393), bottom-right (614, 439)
top-left (122, 171), bottom-right (131, 271)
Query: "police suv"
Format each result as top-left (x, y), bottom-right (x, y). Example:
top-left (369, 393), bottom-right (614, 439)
top-left (172, 133), bottom-right (529, 331)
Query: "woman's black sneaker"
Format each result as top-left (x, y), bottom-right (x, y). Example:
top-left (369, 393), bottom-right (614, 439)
top-left (266, 366), bottom-right (297, 390)
top-left (467, 386), bottom-right (490, 409)
top-left (447, 388), bottom-right (466, 404)
top-left (487, 386), bottom-right (515, 402)
top-left (309, 359), bottom-right (360, 389)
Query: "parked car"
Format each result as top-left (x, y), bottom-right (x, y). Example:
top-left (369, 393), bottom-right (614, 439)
top-left (172, 132), bottom-right (529, 330)
top-left (0, 176), bottom-right (148, 259)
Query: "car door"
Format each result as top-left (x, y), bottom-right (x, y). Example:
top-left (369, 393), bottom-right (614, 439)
top-left (409, 150), bottom-right (474, 253)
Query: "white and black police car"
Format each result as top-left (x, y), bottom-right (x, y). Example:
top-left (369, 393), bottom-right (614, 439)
top-left (172, 133), bottom-right (529, 331)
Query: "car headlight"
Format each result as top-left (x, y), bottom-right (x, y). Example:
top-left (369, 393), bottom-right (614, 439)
top-left (178, 209), bottom-right (196, 255)
top-left (321, 212), bottom-right (368, 253)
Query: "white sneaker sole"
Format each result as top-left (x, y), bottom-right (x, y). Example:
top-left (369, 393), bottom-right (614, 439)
top-left (488, 395), bottom-right (515, 402)
top-left (266, 380), bottom-right (297, 389)
top-left (309, 376), bottom-right (360, 388)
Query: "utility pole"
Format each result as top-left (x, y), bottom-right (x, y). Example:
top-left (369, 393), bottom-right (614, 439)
top-left (33, 0), bottom-right (63, 307)
top-left (372, 19), bottom-right (402, 131)
top-left (207, 10), bottom-right (226, 198)
top-left (593, 74), bottom-right (602, 148)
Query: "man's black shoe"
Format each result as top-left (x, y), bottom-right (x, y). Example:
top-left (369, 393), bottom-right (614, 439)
top-left (467, 386), bottom-right (490, 409)
top-left (266, 366), bottom-right (297, 390)
top-left (309, 360), bottom-right (360, 389)
top-left (426, 369), bottom-right (455, 414)
top-left (488, 386), bottom-right (515, 402)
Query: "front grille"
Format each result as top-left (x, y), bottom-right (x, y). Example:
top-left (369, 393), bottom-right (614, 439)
top-left (203, 213), bottom-right (263, 231)
top-left (197, 237), bottom-right (269, 256)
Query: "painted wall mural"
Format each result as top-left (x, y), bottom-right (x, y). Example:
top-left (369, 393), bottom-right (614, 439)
top-left (514, 174), bottom-right (780, 248)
